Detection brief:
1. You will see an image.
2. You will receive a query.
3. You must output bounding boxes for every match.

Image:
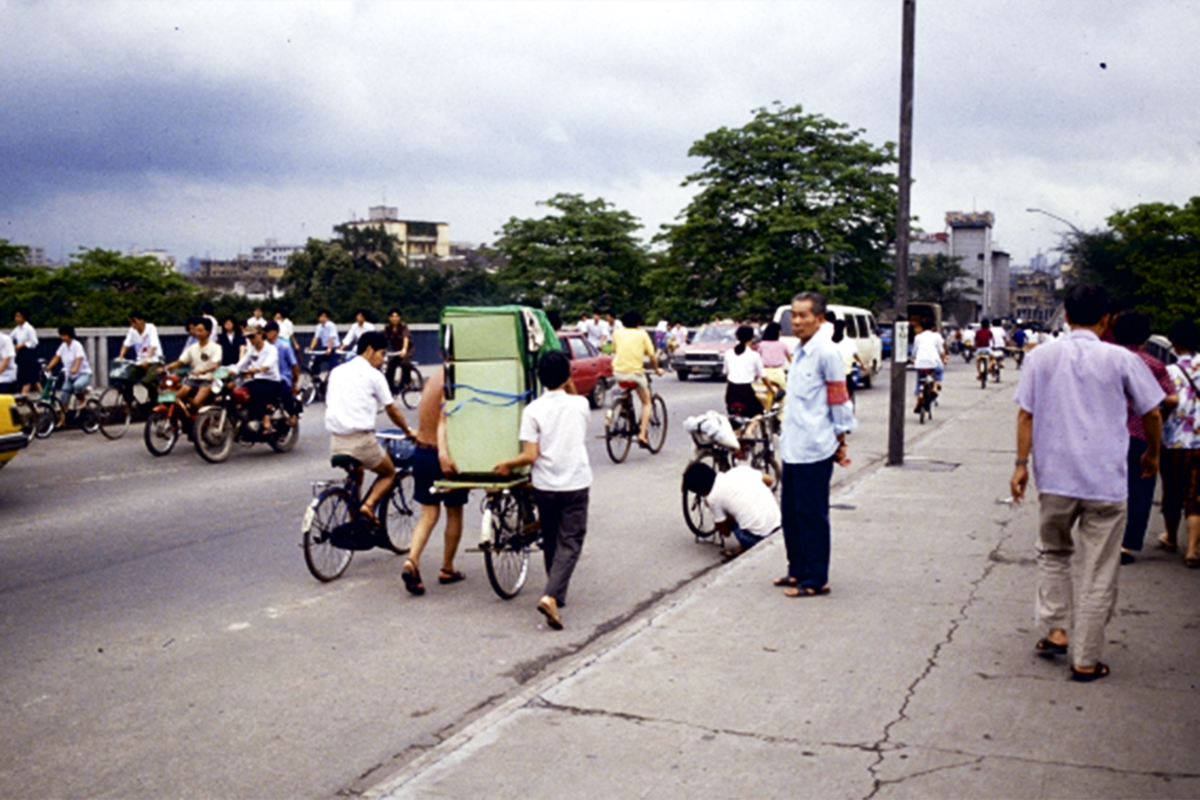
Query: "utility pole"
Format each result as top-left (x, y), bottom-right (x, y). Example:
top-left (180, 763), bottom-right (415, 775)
top-left (887, 0), bottom-right (916, 467)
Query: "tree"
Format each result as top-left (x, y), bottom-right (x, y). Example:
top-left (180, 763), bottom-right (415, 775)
top-left (652, 103), bottom-right (897, 322)
top-left (492, 193), bottom-right (650, 318)
top-left (908, 253), bottom-right (975, 305)
top-left (1065, 197), bottom-right (1200, 331)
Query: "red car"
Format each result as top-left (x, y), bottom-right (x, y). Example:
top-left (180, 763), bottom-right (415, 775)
top-left (558, 331), bottom-right (613, 408)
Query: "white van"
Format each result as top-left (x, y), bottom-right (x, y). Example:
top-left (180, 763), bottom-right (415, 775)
top-left (773, 303), bottom-right (884, 387)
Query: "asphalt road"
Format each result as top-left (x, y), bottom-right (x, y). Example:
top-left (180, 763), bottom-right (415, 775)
top-left (0, 356), bottom-right (1005, 798)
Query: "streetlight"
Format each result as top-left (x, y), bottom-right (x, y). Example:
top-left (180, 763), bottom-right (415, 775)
top-left (1025, 207), bottom-right (1082, 235)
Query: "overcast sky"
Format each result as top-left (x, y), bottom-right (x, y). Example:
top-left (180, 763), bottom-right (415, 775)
top-left (3, 0), bottom-right (1198, 267)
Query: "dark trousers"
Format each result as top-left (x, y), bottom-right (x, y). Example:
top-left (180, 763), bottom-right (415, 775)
top-left (534, 487), bottom-right (590, 605)
top-left (1122, 436), bottom-right (1157, 551)
top-left (782, 457), bottom-right (835, 590)
top-left (247, 380), bottom-right (281, 420)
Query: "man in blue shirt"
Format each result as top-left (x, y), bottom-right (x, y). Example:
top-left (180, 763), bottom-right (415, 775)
top-left (777, 292), bottom-right (857, 597)
top-left (265, 321), bottom-right (300, 423)
top-left (308, 308), bottom-right (341, 378)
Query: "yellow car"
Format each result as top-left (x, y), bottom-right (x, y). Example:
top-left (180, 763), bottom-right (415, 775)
top-left (0, 394), bottom-right (32, 470)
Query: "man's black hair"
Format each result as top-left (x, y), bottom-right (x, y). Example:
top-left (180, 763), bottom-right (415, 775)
top-left (537, 350), bottom-right (571, 389)
top-left (1063, 284), bottom-right (1111, 327)
top-left (980, 317), bottom-right (990, 328)
top-left (129, 310), bottom-right (146, 322)
top-left (683, 461), bottom-right (717, 497)
top-left (357, 330), bottom-right (387, 354)
top-left (356, 308), bottom-right (372, 321)
top-left (58, 324), bottom-right (75, 339)
top-left (621, 310), bottom-right (643, 329)
top-left (317, 308), bottom-right (331, 318)
top-left (1168, 318), bottom-right (1200, 352)
top-left (263, 320), bottom-right (279, 333)
top-left (1113, 310), bottom-right (1151, 347)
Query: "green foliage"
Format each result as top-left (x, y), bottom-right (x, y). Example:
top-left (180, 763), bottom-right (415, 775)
top-left (1065, 197), bottom-right (1200, 331)
top-left (0, 248), bottom-right (201, 326)
top-left (909, 253), bottom-right (975, 305)
top-left (492, 193), bottom-right (650, 319)
top-left (652, 102), bottom-right (897, 323)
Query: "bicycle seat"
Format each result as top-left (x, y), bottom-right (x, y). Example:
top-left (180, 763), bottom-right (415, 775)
top-left (330, 454), bottom-right (362, 471)
top-left (617, 380), bottom-right (640, 390)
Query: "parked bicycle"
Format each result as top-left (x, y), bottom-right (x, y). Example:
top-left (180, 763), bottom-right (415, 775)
top-left (386, 351), bottom-right (425, 409)
top-left (193, 373), bottom-right (300, 463)
top-left (302, 430), bottom-right (417, 582)
top-left (682, 409), bottom-right (781, 538)
top-left (915, 368), bottom-right (938, 424)
top-left (604, 374), bottom-right (668, 463)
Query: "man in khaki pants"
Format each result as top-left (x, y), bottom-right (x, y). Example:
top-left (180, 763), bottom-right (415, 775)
top-left (1010, 284), bottom-right (1164, 682)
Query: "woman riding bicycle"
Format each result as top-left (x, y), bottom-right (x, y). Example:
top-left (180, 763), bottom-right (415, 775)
top-left (724, 324), bottom-right (765, 419)
top-left (611, 310), bottom-right (663, 448)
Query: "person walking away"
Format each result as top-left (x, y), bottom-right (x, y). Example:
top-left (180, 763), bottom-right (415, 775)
top-left (494, 351), bottom-right (592, 630)
top-left (611, 310), bottom-right (663, 448)
top-left (162, 317), bottom-right (220, 409)
top-left (777, 292), bottom-right (856, 598)
top-left (1010, 284), bottom-right (1164, 682)
top-left (1159, 319), bottom-right (1200, 568)
top-left (1112, 311), bottom-right (1178, 564)
top-left (45, 325), bottom-right (92, 413)
top-left (0, 330), bottom-right (17, 394)
top-left (758, 322), bottom-right (791, 396)
top-left (401, 363), bottom-right (469, 595)
top-left (724, 324), bottom-right (765, 419)
top-left (117, 311), bottom-right (164, 410)
top-left (235, 325), bottom-right (283, 435)
top-left (324, 331), bottom-right (415, 525)
top-left (684, 460), bottom-right (780, 561)
top-left (265, 321), bottom-right (301, 424)
top-left (11, 309), bottom-right (40, 395)
top-left (911, 315), bottom-right (947, 411)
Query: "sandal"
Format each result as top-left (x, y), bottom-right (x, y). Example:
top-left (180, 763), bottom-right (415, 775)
top-left (401, 560), bottom-right (425, 596)
top-left (358, 505), bottom-right (379, 526)
top-left (773, 576), bottom-right (799, 587)
top-left (1185, 556), bottom-right (1200, 569)
top-left (720, 547), bottom-right (744, 561)
top-left (784, 585), bottom-right (831, 598)
top-left (1157, 533), bottom-right (1178, 552)
top-left (438, 569), bottom-right (467, 584)
top-left (1070, 662), bottom-right (1110, 682)
top-left (1035, 638), bottom-right (1068, 657)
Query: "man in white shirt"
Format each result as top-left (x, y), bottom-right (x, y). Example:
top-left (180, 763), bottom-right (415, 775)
top-left (164, 317), bottom-right (221, 409)
top-left (495, 350), bottom-right (592, 629)
top-left (340, 309), bottom-right (375, 355)
top-left (11, 308), bottom-right (40, 394)
top-left (237, 324), bottom-right (283, 435)
top-left (45, 324), bottom-right (92, 409)
top-left (246, 306), bottom-right (267, 331)
top-left (325, 331), bottom-right (415, 523)
top-left (911, 315), bottom-right (947, 409)
top-left (0, 331), bottom-right (17, 393)
top-left (117, 311), bottom-right (164, 408)
top-left (684, 461), bottom-right (780, 560)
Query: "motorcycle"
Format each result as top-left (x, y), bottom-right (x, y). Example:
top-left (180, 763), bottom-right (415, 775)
top-left (193, 373), bottom-right (300, 463)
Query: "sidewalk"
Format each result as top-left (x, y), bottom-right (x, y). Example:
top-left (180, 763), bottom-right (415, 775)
top-left (367, 379), bottom-right (1200, 799)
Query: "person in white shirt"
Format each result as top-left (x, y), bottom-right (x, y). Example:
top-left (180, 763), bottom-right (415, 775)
top-left (494, 351), bottom-right (592, 630)
top-left (11, 308), bottom-right (41, 394)
top-left (325, 331), bottom-right (415, 523)
top-left (236, 325), bottom-right (283, 435)
top-left (0, 331), bottom-right (17, 393)
top-left (669, 322), bottom-right (689, 353)
top-left (273, 310), bottom-right (296, 353)
top-left (684, 461), bottom-right (780, 560)
top-left (45, 325), bottom-right (92, 409)
top-left (723, 325), bottom-right (765, 419)
top-left (340, 309), bottom-right (375, 355)
top-left (117, 312), bottom-right (164, 407)
top-left (911, 315), bottom-right (947, 409)
top-left (163, 317), bottom-right (221, 409)
top-left (246, 306), bottom-right (267, 331)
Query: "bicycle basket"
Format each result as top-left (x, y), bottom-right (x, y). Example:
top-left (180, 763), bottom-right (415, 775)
top-left (109, 361), bottom-right (137, 382)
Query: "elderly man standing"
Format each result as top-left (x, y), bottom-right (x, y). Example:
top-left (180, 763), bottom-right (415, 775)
top-left (777, 291), bottom-right (856, 598)
top-left (1010, 284), bottom-right (1164, 682)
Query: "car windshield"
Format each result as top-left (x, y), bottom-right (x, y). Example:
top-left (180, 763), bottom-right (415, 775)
top-left (693, 325), bottom-right (738, 344)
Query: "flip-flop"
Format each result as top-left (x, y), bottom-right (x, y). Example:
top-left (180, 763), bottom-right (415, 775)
top-left (1070, 662), bottom-right (1110, 682)
top-left (401, 561), bottom-right (425, 596)
top-left (773, 576), bottom-right (799, 587)
top-left (438, 569), bottom-right (466, 585)
top-left (720, 548), bottom-right (743, 561)
top-left (1157, 533), bottom-right (1178, 552)
top-left (784, 585), bottom-right (831, 598)
top-left (1035, 638), bottom-right (1068, 657)
top-left (1186, 557), bottom-right (1200, 569)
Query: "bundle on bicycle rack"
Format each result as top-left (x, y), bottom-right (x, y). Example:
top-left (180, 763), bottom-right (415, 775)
top-left (683, 410), bottom-right (740, 451)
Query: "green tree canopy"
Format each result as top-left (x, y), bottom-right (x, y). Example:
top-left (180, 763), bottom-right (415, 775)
top-left (1065, 197), bottom-right (1200, 331)
top-left (492, 193), bottom-right (650, 319)
top-left (909, 253), bottom-right (975, 305)
top-left (651, 102), bottom-right (897, 323)
top-left (0, 247), bottom-right (201, 327)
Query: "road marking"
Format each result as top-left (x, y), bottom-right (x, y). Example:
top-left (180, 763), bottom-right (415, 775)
top-left (227, 622), bottom-right (251, 632)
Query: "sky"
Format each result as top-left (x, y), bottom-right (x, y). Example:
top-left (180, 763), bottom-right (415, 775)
top-left (3, 0), bottom-right (1199, 267)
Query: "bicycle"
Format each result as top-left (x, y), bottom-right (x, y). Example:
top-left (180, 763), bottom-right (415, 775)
top-left (604, 374), bottom-right (667, 463)
top-left (915, 368), bottom-right (937, 424)
top-left (478, 481), bottom-right (541, 599)
top-left (990, 351), bottom-right (1003, 384)
top-left (976, 351), bottom-right (990, 389)
top-left (96, 359), bottom-right (157, 439)
top-left (386, 352), bottom-right (424, 410)
top-left (32, 365), bottom-right (100, 438)
top-left (298, 351), bottom-right (340, 406)
top-left (301, 430), bottom-right (418, 582)
top-left (682, 410), bottom-right (781, 538)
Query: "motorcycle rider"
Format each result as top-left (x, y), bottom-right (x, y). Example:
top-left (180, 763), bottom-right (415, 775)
top-left (236, 324), bottom-right (282, 436)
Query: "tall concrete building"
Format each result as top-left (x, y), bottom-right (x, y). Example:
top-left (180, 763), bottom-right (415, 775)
top-left (946, 211), bottom-right (1009, 320)
top-left (342, 206), bottom-right (450, 265)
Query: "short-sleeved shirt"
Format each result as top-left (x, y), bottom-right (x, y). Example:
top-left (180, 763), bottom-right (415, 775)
top-left (123, 323), bottom-right (164, 363)
top-left (314, 320), bottom-right (340, 350)
top-left (1123, 346), bottom-right (1174, 441)
top-left (324, 355), bottom-right (393, 435)
top-left (342, 321), bottom-right (374, 351)
top-left (0, 333), bottom-right (16, 382)
top-left (708, 465), bottom-right (782, 537)
top-left (781, 334), bottom-right (857, 464)
top-left (275, 338), bottom-right (299, 389)
top-left (382, 323), bottom-right (410, 354)
top-left (1013, 329), bottom-right (1166, 502)
top-left (519, 389), bottom-right (592, 492)
top-left (276, 317), bottom-right (295, 344)
top-left (912, 330), bottom-right (945, 370)
top-left (179, 340), bottom-right (221, 382)
top-left (612, 328), bottom-right (655, 374)
top-left (1165, 354), bottom-right (1200, 450)
top-left (236, 341), bottom-right (280, 382)
top-left (11, 322), bottom-right (38, 349)
top-left (757, 340), bottom-right (790, 369)
top-left (974, 328), bottom-right (993, 351)
top-left (723, 347), bottom-right (764, 385)
top-left (56, 339), bottom-right (92, 376)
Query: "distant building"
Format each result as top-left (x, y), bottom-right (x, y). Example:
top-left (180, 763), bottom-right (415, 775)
top-left (342, 206), bottom-right (450, 264)
top-left (189, 257), bottom-right (284, 299)
top-left (251, 239), bottom-right (304, 267)
top-left (944, 211), bottom-right (1009, 321)
top-left (129, 247), bottom-right (177, 271)
top-left (24, 246), bottom-right (52, 267)
top-left (1012, 270), bottom-right (1058, 324)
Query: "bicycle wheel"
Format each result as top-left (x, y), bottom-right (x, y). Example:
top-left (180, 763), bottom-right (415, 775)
top-left (605, 403), bottom-right (633, 463)
top-left (646, 394), bottom-right (668, 453)
top-left (399, 366), bottom-right (424, 410)
top-left (682, 451), bottom-right (720, 537)
top-left (977, 361), bottom-right (987, 389)
top-left (78, 399), bottom-right (101, 434)
top-left (382, 471), bottom-right (416, 553)
top-left (484, 492), bottom-right (531, 600)
top-left (34, 401), bottom-right (57, 439)
top-left (143, 409), bottom-right (180, 456)
top-left (194, 407), bottom-right (234, 463)
top-left (98, 387), bottom-right (131, 440)
top-left (303, 488), bottom-right (354, 581)
top-left (296, 371), bottom-right (317, 407)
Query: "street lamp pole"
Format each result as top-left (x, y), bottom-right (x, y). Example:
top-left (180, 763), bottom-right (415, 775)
top-left (1025, 207), bottom-right (1082, 235)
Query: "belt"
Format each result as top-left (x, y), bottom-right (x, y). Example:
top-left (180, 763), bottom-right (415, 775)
top-left (415, 441), bottom-right (437, 450)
